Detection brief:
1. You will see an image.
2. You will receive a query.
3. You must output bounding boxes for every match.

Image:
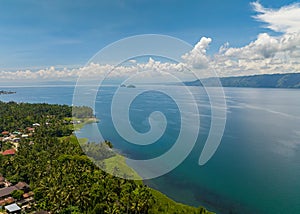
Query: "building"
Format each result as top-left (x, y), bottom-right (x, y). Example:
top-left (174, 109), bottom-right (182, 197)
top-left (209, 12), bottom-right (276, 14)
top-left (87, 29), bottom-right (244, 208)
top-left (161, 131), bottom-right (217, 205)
top-left (27, 128), bottom-right (35, 132)
top-left (1, 131), bottom-right (9, 136)
top-left (4, 203), bottom-right (21, 213)
top-left (0, 186), bottom-right (17, 200)
top-left (14, 182), bottom-right (30, 193)
top-left (1, 149), bottom-right (16, 156)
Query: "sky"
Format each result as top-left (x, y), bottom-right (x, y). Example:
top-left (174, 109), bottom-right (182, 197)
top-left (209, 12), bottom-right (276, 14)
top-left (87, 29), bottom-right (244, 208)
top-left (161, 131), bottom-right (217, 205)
top-left (0, 0), bottom-right (300, 81)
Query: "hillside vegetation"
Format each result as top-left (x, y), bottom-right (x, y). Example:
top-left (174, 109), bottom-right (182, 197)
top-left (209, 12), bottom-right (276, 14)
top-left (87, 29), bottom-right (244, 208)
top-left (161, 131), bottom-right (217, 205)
top-left (186, 73), bottom-right (300, 88)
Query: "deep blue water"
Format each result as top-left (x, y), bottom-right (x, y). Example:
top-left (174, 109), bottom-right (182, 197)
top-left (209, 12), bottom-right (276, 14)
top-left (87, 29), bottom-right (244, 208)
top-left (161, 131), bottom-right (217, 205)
top-left (1, 85), bottom-right (300, 214)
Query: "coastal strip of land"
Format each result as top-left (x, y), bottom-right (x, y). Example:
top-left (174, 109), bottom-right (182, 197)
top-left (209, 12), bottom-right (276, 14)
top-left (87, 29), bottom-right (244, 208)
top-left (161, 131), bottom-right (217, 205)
top-left (0, 101), bottom-right (213, 213)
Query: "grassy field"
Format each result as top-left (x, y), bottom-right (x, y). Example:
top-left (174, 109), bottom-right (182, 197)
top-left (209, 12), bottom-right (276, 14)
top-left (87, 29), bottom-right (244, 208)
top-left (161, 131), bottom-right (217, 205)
top-left (103, 154), bottom-right (143, 181)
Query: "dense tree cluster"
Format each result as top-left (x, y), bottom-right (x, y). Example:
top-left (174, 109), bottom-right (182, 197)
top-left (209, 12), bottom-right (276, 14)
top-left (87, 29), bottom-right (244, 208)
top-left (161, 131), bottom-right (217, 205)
top-left (0, 101), bottom-right (212, 213)
top-left (0, 101), bottom-right (72, 133)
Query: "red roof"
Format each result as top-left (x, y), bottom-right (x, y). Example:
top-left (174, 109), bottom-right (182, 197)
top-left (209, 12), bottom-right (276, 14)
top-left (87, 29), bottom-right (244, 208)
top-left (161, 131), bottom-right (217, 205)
top-left (1, 131), bottom-right (9, 135)
top-left (1, 149), bottom-right (16, 156)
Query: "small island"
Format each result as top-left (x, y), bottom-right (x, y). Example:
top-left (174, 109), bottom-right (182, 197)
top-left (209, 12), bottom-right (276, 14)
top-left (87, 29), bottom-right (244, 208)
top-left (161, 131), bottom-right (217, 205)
top-left (120, 84), bottom-right (136, 88)
top-left (0, 90), bottom-right (16, 95)
top-left (127, 84), bottom-right (136, 88)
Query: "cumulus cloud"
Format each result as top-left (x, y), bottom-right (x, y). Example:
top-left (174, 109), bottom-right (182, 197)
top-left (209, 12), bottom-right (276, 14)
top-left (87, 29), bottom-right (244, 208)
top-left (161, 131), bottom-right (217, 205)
top-left (2, 2), bottom-right (300, 81)
top-left (213, 32), bottom-right (300, 76)
top-left (0, 59), bottom-right (191, 82)
top-left (212, 2), bottom-right (300, 76)
top-left (251, 1), bottom-right (300, 33)
top-left (181, 37), bottom-right (211, 69)
top-left (0, 64), bottom-right (110, 81)
top-left (223, 32), bottom-right (300, 60)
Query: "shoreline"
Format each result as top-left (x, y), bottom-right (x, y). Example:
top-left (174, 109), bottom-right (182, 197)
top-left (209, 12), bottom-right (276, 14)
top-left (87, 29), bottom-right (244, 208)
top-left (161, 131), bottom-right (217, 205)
top-left (76, 120), bottom-right (214, 214)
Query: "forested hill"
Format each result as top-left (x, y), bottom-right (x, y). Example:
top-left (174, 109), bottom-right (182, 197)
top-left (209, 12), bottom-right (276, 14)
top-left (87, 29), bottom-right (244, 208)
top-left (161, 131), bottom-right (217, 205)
top-left (185, 73), bottom-right (300, 88)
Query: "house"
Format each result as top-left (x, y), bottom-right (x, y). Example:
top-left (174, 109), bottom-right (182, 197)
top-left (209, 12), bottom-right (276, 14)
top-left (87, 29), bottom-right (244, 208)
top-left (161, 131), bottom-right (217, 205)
top-left (5, 203), bottom-right (21, 213)
top-left (1, 131), bottom-right (9, 136)
top-left (14, 182), bottom-right (30, 193)
top-left (2, 137), bottom-right (12, 142)
top-left (26, 128), bottom-right (35, 132)
top-left (32, 123), bottom-right (40, 127)
top-left (1, 149), bottom-right (16, 156)
top-left (0, 186), bottom-right (17, 200)
top-left (22, 191), bottom-right (34, 199)
top-left (0, 199), bottom-right (5, 206)
top-left (21, 134), bottom-right (29, 138)
top-left (15, 191), bottom-right (35, 212)
top-left (12, 131), bottom-right (21, 135)
top-left (0, 197), bottom-right (14, 206)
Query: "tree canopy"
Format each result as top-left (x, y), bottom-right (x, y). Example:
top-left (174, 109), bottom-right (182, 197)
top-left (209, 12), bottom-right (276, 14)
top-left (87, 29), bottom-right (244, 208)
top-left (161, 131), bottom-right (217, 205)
top-left (0, 101), bottom-right (212, 214)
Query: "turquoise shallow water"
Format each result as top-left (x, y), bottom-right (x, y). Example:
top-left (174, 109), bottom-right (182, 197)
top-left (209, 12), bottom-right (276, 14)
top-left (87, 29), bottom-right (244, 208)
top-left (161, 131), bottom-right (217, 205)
top-left (2, 85), bottom-right (300, 213)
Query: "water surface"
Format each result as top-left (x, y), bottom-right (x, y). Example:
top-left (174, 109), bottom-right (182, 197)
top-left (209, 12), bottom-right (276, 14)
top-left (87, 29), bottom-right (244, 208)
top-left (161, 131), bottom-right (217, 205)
top-left (2, 85), bottom-right (300, 213)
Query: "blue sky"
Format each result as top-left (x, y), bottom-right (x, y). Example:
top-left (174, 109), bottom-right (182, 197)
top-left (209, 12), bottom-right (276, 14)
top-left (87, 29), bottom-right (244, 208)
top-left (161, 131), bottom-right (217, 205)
top-left (0, 0), bottom-right (297, 70)
top-left (1, 0), bottom-right (300, 82)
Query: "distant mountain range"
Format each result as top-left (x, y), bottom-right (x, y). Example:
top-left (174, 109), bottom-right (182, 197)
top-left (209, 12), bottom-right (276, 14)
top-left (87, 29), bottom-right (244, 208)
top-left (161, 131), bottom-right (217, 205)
top-left (185, 73), bottom-right (300, 88)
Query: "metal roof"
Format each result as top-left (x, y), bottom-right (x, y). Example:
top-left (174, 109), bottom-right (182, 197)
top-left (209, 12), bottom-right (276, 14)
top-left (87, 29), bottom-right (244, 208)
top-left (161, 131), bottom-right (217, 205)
top-left (5, 203), bottom-right (21, 212)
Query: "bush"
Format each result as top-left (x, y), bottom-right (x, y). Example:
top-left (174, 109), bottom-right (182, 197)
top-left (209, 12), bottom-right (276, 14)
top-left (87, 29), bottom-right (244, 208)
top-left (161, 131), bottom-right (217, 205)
top-left (11, 189), bottom-right (24, 200)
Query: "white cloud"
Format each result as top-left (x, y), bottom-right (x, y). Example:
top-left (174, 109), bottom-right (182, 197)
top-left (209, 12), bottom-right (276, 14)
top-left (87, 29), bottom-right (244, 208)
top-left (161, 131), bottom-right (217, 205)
top-left (0, 59), bottom-right (192, 82)
top-left (251, 1), bottom-right (300, 33)
top-left (213, 32), bottom-right (300, 76)
top-left (2, 2), bottom-right (300, 81)
top-left (224, 33), bottom-right (279, 59)
top-left (211, 2), bottom-right (300, 76)
top-left (223, 32), bottom-right (300, 60)
top-left (181, 37), bottom-right (212, 69)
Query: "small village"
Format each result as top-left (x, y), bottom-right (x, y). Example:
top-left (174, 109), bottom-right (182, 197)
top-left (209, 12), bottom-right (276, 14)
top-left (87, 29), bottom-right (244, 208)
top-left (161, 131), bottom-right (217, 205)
top-left (0, 124), bottom-right (40, 214)
top-left (0, 117), bottom-right (83, 214)
top-left (0, 102), bottom-right (209, 213)
top-left (0, 177), bottom-right (34, 214)
top-left (0, 103), bottom-right (93, 213)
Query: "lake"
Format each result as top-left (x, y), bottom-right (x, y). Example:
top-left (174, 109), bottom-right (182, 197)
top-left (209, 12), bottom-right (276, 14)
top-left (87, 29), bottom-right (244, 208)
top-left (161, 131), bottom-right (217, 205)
top-left (1, 85), bottom-right (300, 213)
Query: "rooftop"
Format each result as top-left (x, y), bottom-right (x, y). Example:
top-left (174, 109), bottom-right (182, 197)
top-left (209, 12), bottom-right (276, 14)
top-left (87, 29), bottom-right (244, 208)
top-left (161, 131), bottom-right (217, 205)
top-left (5, 203), bottom-right (21, 212)
top-left (15, 182), bottom-right (29, 190)
top-left (1, 149), bottom-right (16, 156)
top-left (0, 186), bottom-right (17, 198)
